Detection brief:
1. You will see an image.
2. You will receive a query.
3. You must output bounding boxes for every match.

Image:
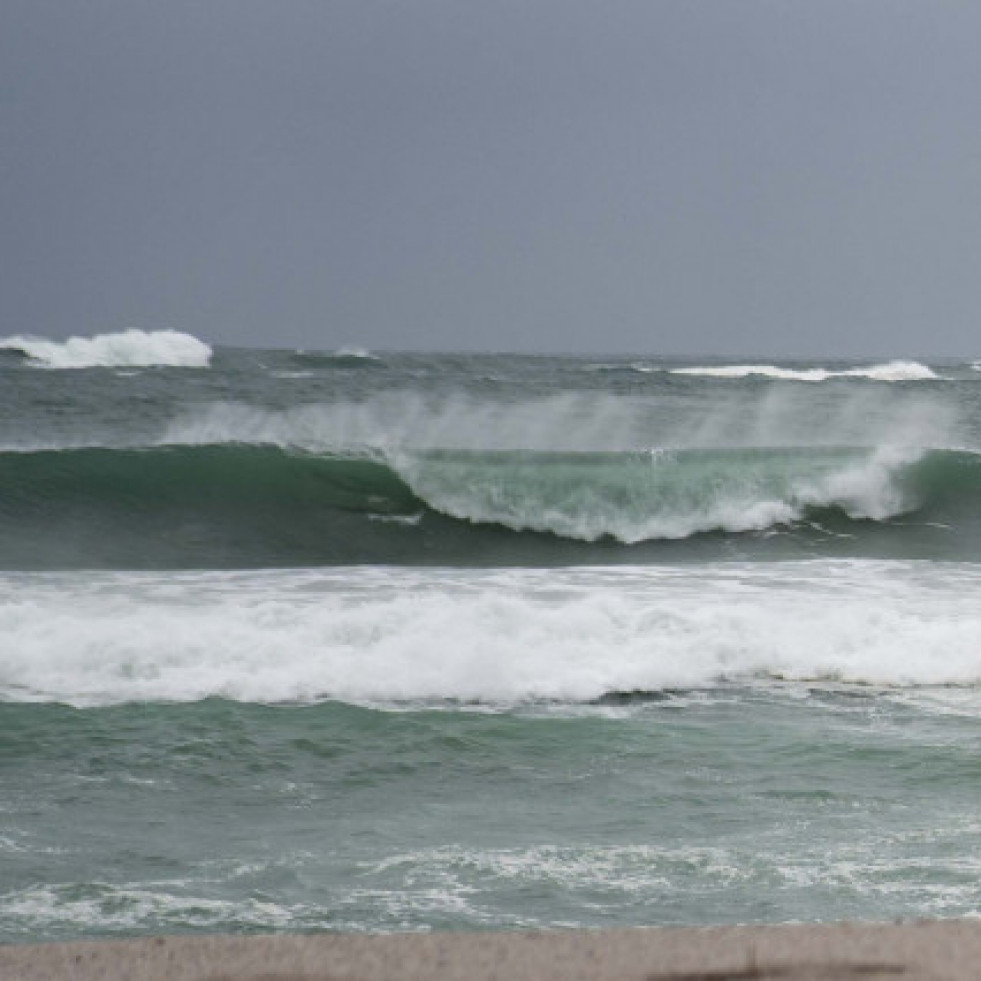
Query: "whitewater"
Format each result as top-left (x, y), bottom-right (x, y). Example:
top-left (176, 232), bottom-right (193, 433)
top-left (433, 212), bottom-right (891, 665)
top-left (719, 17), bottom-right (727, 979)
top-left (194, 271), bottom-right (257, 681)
top-left (3, 333), bottom-right (981, 942)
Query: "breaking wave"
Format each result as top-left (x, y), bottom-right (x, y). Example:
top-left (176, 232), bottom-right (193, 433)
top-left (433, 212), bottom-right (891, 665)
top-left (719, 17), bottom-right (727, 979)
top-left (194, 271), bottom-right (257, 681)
top-left (393, 445), bottom-right (917, 542)
top-left (671, 361), bottom-right (938, 382)
top-left (292, 346), bottom-right (383, 368)
top-left (0, 441), bottom-right (977, 568)
top-left (0, 330), bottom-right (212, 369)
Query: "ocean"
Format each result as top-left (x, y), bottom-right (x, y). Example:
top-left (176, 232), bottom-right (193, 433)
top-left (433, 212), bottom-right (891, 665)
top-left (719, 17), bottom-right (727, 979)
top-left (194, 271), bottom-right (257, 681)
top-left (2, 330), bottom-right (981, 942)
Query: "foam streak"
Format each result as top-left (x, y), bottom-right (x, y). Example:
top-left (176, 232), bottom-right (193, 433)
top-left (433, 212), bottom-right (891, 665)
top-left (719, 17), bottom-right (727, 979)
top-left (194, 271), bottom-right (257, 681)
top-left (672, 361), bottom-right (938, 382)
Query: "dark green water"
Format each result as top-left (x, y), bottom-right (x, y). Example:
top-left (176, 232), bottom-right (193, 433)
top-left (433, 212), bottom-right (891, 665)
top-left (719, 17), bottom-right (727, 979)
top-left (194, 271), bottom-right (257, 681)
top-left (3, 442), bottom-right (981, 568)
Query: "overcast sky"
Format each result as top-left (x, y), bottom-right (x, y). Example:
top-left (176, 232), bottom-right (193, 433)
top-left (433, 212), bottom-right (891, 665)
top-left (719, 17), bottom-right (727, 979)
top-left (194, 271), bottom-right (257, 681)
top-left (2, 1), bottom-right (979, 356)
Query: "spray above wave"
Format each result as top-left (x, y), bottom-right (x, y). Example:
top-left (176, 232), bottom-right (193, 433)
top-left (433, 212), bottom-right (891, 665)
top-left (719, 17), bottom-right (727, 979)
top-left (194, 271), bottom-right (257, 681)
top-left (161, 384), bottom-right (960, 457)
top-left (0, 442), bottom-right (976, 568)
top-left (4, 563), bottom-right (981, 706)
top-left (671, 361), bottom-right (938, 382)
top-left (0, 329), bottom-right (212, 369)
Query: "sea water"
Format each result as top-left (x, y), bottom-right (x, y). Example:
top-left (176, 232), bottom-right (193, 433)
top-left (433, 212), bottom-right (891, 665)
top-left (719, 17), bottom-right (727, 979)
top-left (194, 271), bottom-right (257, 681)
top-left (1, 332), bottom-right (980, 941)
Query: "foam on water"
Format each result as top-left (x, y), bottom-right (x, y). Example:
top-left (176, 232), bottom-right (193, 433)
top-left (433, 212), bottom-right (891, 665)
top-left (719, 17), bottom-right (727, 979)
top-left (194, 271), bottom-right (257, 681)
top-left (7, 830), bottom-right (981, 938)
top-left (2, 562), bottom-right (980, 707)
top-left (672, 361), bottom-right (939, 382)
top-left (0, 330), bottom-right (212, 369)
top-left (356, 834), bottom-right (981, 927)
top-left (0, 882), bottom-right (307, 937)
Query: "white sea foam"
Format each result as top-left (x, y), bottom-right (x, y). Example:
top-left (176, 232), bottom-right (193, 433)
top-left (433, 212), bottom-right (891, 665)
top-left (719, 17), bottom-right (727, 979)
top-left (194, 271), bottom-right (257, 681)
top-left (0, 882), bottom-right (305, 934)
top-left (0, 330), bottom-right (212, 369)
top-left (583, 362), bottom-right (660, 374)
top-left (2, 562), bottom-right (980, 707)
top-left (672, 361), bottom-right (939, 382)
top-left (360, 836), bottom-right (981, 925)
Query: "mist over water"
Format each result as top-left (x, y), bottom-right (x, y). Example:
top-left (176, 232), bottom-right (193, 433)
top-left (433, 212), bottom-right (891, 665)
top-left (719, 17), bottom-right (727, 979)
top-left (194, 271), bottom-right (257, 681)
top-left (2, 336), bottom-right (981, 940)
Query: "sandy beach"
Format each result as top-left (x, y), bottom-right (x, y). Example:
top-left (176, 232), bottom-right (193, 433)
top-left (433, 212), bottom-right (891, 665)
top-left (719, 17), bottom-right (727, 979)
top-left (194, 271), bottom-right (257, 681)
top-left (2, 920), bottom-right (980, 980)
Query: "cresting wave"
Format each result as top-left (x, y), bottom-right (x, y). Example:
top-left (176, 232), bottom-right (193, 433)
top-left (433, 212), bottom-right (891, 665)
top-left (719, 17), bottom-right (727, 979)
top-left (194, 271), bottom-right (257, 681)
top-left (292, 346), bottom-right (382, 368)
top-left (3, 563), bottom-right (981, 706)
top-left (0, 442), bottom-right (977, 568)
top-left (394, 444), bottom-right (916, 541)
top-left (670, 361), bottom-right (938, 382)
top-left (0, 329), bottom-right (212, 369)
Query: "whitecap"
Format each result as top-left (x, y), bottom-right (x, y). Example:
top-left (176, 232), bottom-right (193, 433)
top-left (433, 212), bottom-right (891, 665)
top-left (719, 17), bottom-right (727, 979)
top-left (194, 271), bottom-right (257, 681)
top-left (672, 361), bottom-right (938, 382)
top-left (0, 330), bottom-right (212, 369)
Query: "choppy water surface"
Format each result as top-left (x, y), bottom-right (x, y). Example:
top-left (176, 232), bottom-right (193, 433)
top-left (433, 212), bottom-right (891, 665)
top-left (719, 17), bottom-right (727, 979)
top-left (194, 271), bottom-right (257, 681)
top-left (1, 331), bottom-right (980, 941)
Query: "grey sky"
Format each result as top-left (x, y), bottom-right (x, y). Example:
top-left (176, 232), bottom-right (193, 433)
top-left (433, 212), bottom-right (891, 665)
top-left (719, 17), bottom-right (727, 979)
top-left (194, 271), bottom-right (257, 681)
top-left (2, 1), bottom-right (979, 356)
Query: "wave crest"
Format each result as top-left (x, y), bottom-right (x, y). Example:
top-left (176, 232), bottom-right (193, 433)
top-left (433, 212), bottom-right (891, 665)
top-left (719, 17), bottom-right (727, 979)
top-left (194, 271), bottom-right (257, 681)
top-left (0, 442), bottom-right (964, 570)
top-left (671, 361), bottom-right (938, 382)
top-left (394, 446), bottom-right (919, 542)
top-left (0, 329), bottom-right (212, 369)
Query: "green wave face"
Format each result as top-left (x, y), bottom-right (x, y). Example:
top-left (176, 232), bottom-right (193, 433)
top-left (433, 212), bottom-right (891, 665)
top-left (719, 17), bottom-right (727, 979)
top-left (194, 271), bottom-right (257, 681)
top-left (395, 446), bottom-right (917, 542)
top-left (0, 443), bottom-right (977, 569)
top-left (0, 446), bottom-right (421, 569)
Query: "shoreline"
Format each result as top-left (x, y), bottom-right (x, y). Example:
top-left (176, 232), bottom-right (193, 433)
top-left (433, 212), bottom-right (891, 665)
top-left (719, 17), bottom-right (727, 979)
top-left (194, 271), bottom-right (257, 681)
top-left (2, 920), bottom-right (980, 980)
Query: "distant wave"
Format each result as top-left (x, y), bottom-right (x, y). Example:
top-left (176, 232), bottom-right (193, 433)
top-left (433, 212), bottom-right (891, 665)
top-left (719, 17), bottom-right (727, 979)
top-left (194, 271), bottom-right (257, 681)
top-left (0, 329), bottom-right (212, 369)
top-left (583, 362), bottom-right (660, 374)
top-left (292, 346), bottom-right (383, 368)
top-left (334, 345), bottom-right (379, 360)
top-left (671, 361), bottom-right (938, 382)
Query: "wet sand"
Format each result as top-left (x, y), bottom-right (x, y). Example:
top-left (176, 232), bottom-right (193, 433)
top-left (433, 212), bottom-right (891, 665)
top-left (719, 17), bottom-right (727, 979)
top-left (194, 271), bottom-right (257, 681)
top-left (2, 920), bottom-right (980, 980)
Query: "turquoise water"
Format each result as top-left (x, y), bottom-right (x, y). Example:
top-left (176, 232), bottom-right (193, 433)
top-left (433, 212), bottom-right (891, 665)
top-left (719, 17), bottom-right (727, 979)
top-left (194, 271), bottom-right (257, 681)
top-left (5, 688), bottom-right (981, 940)
top-left (1, 334), bottom-right (980, 941)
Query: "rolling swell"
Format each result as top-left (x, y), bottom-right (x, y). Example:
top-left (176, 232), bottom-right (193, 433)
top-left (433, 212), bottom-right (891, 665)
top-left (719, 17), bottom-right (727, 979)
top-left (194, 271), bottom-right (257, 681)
top-left (0, 444), bottom-right (978, 569)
